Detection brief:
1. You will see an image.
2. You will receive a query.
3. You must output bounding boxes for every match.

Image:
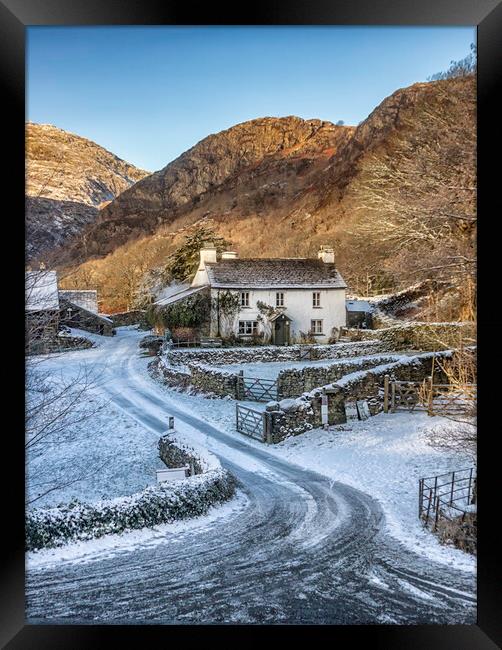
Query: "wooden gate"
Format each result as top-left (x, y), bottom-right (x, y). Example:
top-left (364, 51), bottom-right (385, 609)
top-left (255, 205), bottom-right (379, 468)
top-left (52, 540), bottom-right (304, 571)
top-left (427, 383), bottom-right (476, 416)
top-left (390, 381), bottom-right (425, 412)
top-left (384, 375), bottom-right (477, 416)
top-left (236, 404), bottom-right (265, 441)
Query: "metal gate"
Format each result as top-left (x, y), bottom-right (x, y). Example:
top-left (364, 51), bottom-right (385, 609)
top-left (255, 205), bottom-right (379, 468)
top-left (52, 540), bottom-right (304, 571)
top-left (242, 377), bottom-right (277, 402)
top-left (236, 404), bottom-right (265, 441)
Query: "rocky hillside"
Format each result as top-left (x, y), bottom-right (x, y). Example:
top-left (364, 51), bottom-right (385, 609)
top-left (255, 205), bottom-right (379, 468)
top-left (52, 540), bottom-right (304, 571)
top-left (26, 123), bottom-right (149, 259)
top-left (55, 75), bottom-right (475, 315)
top-left (54, 117), bottom-right (354, 262)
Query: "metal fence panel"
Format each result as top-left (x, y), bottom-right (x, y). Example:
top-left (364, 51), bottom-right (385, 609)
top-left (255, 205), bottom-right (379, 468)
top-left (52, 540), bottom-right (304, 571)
top-left (418, 467), bottom-right (476, 548)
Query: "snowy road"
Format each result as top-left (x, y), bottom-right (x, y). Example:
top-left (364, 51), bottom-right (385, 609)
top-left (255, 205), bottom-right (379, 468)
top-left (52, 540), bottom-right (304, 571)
top-left (26, 329), bottom-right (476, 624)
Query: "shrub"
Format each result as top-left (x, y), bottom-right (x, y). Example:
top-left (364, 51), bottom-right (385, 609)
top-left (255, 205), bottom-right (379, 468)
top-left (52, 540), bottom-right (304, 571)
top-left (172, 327), bottom-right (198, 342)
top-left (26, 469), bottom-right (236, 551)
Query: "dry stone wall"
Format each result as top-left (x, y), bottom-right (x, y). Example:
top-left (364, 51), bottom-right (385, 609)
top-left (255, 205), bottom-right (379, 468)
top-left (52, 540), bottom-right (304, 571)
top-left (188, 363), bottom-right (242, 398)
top-left (109, 310), bottom-right (147, 327)
top-left (264, 350), bottom-right (453, 442)
top-left (153, 359), bottom-right (192, 390)
top-left (276, 354), bottom-right (403, 399)
top-left (165, 340), bottom-right (389, 367)
top-left (341, 321), bottom-right (476, 351)
top-left (158, 434), bottom-right (204, 474)
top-left (379, 322), bottom-right (476, 351)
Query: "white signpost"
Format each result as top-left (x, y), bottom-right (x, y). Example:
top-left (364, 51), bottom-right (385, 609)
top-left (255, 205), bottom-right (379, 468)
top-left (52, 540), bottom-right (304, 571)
top-left (156, 465), bottom-right (190, 483)
top-left (321, 392), bottom-right (329, 427)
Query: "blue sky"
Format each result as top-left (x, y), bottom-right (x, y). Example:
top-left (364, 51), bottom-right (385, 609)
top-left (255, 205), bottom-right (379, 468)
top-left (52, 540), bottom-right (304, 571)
top-left (27, 26), bottom-right (475, 172)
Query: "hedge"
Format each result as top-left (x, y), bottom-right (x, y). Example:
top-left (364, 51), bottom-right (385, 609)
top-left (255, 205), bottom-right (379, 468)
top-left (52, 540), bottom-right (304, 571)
top-left (26, 468), bottom-right (235, 551)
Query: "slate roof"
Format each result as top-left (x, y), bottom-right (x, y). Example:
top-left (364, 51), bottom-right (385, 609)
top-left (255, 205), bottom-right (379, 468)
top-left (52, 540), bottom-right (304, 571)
top-left (155, 284), bottom-right (208, 307)
top-left (205, 259), bottom-right (346, 289)
top-left (346, 300), bottom-right (373, 313)
top-left (59, 297), bottom-right (114, 323)
top-left (59, 290), bottom-right (98, 314)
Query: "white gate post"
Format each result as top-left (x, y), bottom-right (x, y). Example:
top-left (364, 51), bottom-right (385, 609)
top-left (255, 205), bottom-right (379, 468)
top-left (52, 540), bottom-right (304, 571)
top-left (321, 390), bottom-right (329, 428)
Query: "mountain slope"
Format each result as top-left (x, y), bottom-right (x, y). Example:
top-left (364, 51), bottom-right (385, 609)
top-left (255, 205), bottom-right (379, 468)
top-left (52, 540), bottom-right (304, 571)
top-left (55, 76), bottom-right (475, 315)
top-left (26, 123), bottom-right (149, 259)
top-left (56, 117), bottom-right (354, 262)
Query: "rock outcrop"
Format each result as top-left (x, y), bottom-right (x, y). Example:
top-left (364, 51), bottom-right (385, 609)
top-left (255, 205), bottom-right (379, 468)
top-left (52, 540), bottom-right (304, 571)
top-left (26, 123), bottom-right (149, 259)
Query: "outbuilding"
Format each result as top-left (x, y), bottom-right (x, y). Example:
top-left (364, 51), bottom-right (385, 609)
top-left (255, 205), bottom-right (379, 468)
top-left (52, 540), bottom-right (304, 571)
top-left (345, 299), bottom-right (374, 329)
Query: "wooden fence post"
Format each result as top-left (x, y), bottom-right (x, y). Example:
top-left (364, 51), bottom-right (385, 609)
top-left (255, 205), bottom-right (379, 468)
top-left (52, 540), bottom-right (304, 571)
top-left (384, 375), bottom-right (390, 413)
top-left (427, 376), bottom-right (434, 416)
top-left (391, 381), bottom-right (396, 413)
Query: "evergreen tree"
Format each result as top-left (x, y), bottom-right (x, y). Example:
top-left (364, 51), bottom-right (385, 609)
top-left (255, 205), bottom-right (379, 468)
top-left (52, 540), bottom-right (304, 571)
top-left (165, 226), bottom-right (231, 283)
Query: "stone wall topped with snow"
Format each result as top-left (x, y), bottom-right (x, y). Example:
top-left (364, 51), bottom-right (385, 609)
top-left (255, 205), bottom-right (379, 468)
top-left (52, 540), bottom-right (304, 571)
top-left (188, 362), bottom-right (243, 398)
top-left (379, 322), bottom-right (476, 351)
top-left (265, 350), bottom-right (453, 442)
top-left (165, 340), bottom-right (389, 367)
top-left (276, 354), bottom-right (403, 399)
top-left (26, 430), bottom-right (236, 550)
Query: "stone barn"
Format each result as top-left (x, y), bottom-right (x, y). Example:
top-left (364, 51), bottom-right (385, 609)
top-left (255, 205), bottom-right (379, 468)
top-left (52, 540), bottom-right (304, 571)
top-left (59, 297), bottom-right (115, 336)
top-left (58, 290), bottom-right (99, 314)
top-left (346, 300), bottom-right (374, 329)
top-left (25, 270), bottom-right (60, 351)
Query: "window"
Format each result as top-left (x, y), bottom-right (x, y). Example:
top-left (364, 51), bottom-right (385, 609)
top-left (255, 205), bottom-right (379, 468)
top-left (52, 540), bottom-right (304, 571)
top-left (312, 292), bottom-right (321, 308)
top-left (240, 292), bottom-right (250, 307)
top-left (238, 320), bottom-right (258, 335)
top-left (311, 319), bottom-right (323, 335)
top-left (276, 292), bottom-right (285, 307)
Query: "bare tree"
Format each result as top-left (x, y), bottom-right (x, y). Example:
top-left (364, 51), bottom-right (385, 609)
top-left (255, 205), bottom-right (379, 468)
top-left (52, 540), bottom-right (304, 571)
top-left (25, 358), bottom-right (110, 505)
top-left (346, 76), bottom-right (476, 318)
top-left (425, 332), bottom-right (476, 458)
top-left (25, 271), bottom-right (112, 505)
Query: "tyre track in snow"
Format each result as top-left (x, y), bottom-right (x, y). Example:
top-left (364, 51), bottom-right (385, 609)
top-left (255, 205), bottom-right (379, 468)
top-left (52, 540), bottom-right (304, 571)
top-left (26, 330), bottom-right (476, 624)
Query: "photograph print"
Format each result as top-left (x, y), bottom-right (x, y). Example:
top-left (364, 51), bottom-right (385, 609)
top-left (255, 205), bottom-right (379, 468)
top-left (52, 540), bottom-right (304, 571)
top-left (25, 25), bottom-right (477, 625)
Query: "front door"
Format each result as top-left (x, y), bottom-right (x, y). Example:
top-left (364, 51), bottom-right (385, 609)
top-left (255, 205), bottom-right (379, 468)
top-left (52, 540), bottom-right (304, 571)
top-left (274, 319), bottom-right (290, 346)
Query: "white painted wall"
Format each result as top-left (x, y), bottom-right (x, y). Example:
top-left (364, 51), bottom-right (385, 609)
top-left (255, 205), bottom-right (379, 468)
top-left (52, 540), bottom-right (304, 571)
top-left (210, 288), bottom-right (346, 343)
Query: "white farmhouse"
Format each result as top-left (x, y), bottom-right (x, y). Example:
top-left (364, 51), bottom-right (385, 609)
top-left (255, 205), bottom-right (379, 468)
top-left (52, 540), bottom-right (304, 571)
top-left (156, 244), bottom-right (347, 345)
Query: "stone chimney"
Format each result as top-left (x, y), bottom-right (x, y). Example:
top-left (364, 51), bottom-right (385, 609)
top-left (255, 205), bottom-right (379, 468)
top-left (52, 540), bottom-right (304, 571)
top-left (318, 245), bottom-right (335, 264)
top-left (199, 242), bottom-right (217, 265)
top-left (221, 251), bottom-right (238, 260)
top-left (191, 242), bottom-right (217, 287)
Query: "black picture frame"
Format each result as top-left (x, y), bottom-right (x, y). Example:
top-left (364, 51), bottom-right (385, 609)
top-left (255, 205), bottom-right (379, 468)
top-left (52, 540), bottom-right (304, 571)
top-left (2, 0), bottom-right (501, 646)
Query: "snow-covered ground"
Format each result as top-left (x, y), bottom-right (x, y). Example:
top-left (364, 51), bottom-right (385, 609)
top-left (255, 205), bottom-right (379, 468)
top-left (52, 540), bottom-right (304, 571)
top-left (147, 374), bottom-right (476, 572)
top-left (26, 326), bottom-right (164, 508)
top-left (26, 393), bottom-right (164, 508)
top-left (142, 366), bottom-right (476, 571)
top-left (26, 326), bottom-right (476, 573)
top-left (264, 412), bottom-right (475, 573)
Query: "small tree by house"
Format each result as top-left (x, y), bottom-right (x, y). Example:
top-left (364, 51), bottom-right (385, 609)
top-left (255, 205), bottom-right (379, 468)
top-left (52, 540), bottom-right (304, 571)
top-left (164, 227), bottom-right (231, 284)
